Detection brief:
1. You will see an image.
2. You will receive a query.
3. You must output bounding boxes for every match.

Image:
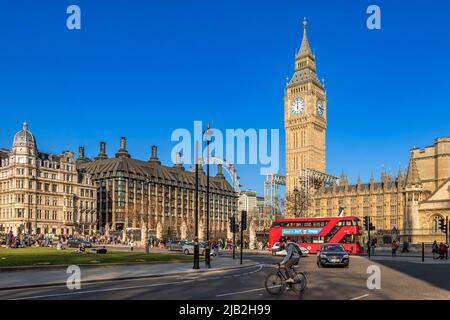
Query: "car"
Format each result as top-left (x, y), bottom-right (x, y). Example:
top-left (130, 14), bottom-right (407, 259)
top-left (168, 240), bottom-right (187, 252)
top-left (66, 238), bottom-right (92, 248)
top-left (317, 243), bottom-right (349, 268)
top-left (183, 241), bottom-right (202, 255)
top-left (271, 242), bottom-right (309, 256)
top-left (182, 241), bottom-right (213, 256)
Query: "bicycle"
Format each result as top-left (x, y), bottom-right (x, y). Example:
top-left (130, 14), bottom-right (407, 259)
top-left (265, 263), bottom-right (307, 296)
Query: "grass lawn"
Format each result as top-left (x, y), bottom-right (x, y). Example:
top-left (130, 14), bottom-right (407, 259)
top-left (0, 247), bottom-right (194, 268)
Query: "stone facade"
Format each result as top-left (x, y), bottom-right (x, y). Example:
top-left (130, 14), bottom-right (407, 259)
top-left (0, 123), bottom-right (97, 236)
top-left (283, 21), bottom-right (450, 244)
top-left (284, 19), bottom-right (327, 194)
top-left (78, 139), bottom-right (237, 242)
top-left (309, 138), bottom-right (450, 244)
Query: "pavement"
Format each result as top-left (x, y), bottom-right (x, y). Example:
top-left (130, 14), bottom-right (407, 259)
top-left (0, 251), bottom-right (449, 300)
top-left (0, 255), bottom-right (256, 291)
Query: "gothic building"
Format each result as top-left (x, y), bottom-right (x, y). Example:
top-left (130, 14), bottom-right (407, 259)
top-left (283, 20), bottom-right (450, 244)
top-left (284, 18), bottom-right (327, 194)
top-left (309, 138), bottom-right (450, 244)
top-left (78, 138), bottom-right (237, 242)
top-left (0, 123), bottom-right (97, 236)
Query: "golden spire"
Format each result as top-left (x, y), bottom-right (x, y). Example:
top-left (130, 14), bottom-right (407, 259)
top-left (298, 17), bottom-right (313, 57)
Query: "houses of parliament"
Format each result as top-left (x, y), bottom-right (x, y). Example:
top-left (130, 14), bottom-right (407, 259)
top-left (285, 19), bottom-right (450, 244)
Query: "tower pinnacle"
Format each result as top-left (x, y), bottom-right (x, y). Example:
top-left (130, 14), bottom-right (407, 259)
top-left (297, 17), bottom-right (313, 58)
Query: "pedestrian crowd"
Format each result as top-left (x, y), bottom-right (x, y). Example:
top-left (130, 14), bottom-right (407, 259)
top-left (432, 240), bottom-right (449, 260)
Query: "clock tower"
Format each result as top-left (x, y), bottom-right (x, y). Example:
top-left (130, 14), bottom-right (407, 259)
top-left (285, 18), bottom-right (327, 193)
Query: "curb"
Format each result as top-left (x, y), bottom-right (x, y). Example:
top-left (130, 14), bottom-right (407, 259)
top-left (0, 259), bottom-right (203, 273)
top-left (0, 261), bottom-right (259, 292)
top-left (356, 254), bottom-right (433, 258)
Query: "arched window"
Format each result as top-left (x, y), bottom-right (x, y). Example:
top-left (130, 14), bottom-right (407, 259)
top-left (431, 215), bottom-right (442, 233)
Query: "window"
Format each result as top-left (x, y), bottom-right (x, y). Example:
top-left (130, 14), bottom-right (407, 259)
top-left (431, 216), bottom-right (442, 233)
top-left (363, 207), bottom-right (369, 216)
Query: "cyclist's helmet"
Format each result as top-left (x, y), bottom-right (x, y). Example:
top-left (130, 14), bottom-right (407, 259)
top-left (279, 236), bottom-right (287, 243)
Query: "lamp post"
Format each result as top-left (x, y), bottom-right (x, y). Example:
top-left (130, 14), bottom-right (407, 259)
top-left (193, 141), bottom-right (200, 269)
top-left (204, 123), bottom-right (213, 268)
top-left (294, 187), bottom-right (299, 217)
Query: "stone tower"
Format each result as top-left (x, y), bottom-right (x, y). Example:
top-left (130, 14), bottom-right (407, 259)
top-left (285, 18), bottom-right (327, 193)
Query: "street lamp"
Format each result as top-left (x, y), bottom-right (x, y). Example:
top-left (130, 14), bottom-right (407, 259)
top-left (193, 141), bottom-right (200, 270)
top-left (294, 187), bottom-right (299, 217)
top-left (204, 122), bottom-right (213, 268)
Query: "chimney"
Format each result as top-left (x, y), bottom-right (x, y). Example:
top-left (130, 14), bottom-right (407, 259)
top-left (149, 145), bottom-right (161, 165)
top-left (78, 146), bottom-right (85, 160)
top-left (216, 163), bottom-right (224, 178)
top-left (174, 152), bottom-right (184, 170)
top-left (120, 137), bottom-right (126, 151)
top-left (95, 141), bottom-right (108, 160)
top-left (115, 137), bottom-right (130, 158)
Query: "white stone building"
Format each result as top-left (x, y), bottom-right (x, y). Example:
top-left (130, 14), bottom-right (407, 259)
top-left (0, 122), bottom-right (97, 236)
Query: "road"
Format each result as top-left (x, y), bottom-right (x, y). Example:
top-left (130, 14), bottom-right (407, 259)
top-left (1, 252), bottom-right (449, 300)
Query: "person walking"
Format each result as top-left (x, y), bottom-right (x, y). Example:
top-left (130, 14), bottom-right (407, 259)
top-left (370, 238), bottom-right (377, 256)
top-left (401, 240), bottom-right (410, 253)
top-left (439, 242), bottom-right (446, 259)
top-left (432, 240), bottom-right (439, 259)
top-left (391, 240), bottom-right (399, 257)
top-left (213, 241), bottom-right (219, 257)
top-left (444, 242), bottom-right (449, 260)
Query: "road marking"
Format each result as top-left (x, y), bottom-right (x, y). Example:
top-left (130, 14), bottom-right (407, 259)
top-left (216, 287), bottom-right (268, 297)
top-left (10, 279), bottom-right (198, 300)
top-left (9, 265), bottom-right (263, 300)
top-left (350, 294), bottom-right (369, 300)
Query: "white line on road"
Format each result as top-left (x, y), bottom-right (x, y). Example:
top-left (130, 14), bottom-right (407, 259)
top-left (350, 294), bottom-right (369, 300)
top-left (216, 287), bottom-right (268, 297)
top-left (10, 279), bottom-right (197, 300)
top-left (9, 265), bottom-right (263, 300)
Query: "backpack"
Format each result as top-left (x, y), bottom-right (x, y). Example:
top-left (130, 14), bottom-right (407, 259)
top-left (288, 243), bottom-right (303, 257)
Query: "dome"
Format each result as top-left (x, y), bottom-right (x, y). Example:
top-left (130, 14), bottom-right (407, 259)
top-left (13, 122), bottom-right (36, 150)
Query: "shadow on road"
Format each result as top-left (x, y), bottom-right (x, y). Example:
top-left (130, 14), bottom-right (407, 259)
top-left (373, 259), bottom-right (450, 292)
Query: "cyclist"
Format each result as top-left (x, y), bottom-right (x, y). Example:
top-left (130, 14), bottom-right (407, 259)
top-left (278, 236), bottom-right (302, 283)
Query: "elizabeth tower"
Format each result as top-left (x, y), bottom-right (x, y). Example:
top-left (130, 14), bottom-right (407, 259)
top-left (285, 19), bottom-right (327, 193)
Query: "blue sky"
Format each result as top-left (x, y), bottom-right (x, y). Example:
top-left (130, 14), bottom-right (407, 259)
top-left (1, 0), bottom-right (449, 195)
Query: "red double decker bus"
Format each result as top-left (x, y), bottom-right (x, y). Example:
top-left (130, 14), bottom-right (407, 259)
top-left (268, 216), bottom-right (362, 254)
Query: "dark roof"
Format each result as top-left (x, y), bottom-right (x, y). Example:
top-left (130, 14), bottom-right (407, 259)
top-left (0, 149), bottom-right (9, 160)
top-left (38, 152), bottom-right (61, 162)
top-left (79, 156), bottom-right (236, 194)
top-left (321, 179), bottom-right (401, 195)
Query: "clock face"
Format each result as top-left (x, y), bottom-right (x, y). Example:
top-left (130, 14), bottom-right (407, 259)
top-left (316, 100), bottom-right (324, 116)
top-left (290, 98), bottom-right (305, 116)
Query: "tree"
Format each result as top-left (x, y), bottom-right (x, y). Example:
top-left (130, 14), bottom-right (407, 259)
top-left (284, 187), bottom-right (311, 218)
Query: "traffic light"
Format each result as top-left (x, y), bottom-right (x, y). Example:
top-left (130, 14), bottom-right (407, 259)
top-left (369, 222), bottom-right (375, 231)
top-left (229, 216), bottom-right (235, 232)
top-left (439, 218), bottom-right (447, 233)
top-left (234, 224), bottom-right (240, 233)
top-left (241, 211), bottom-right (247, 231)
top-left (363, 216), bottom-right (369, 231)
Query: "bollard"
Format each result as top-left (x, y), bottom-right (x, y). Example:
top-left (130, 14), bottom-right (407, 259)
top-left (422, 242), bottom-right (424, 262)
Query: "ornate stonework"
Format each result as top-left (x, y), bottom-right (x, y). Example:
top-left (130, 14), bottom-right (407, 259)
top-left (285, 18), bottom-right (326, 194)
top-left (283, 20), bottom-right (450, 244)
top-left (0, 123), bottom-right (97, 236)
